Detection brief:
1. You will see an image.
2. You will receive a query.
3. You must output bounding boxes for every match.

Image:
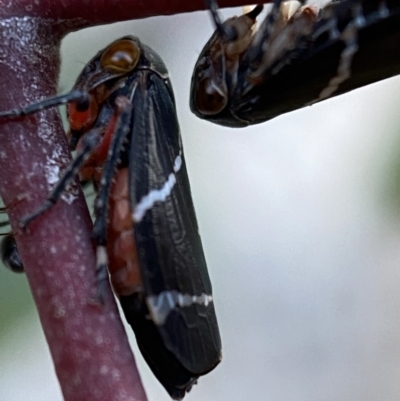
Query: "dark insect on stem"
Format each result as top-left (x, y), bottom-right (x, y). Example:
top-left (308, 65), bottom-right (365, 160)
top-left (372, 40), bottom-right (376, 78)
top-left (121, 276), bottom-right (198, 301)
top-left (190, 0), bottom-right (400, 127)
top-left (0, 207), bottom-right (24, 273)
top-left (0, 233), bottom-right (24, 273)
top-left (0, 36), bottom-right (221, 400)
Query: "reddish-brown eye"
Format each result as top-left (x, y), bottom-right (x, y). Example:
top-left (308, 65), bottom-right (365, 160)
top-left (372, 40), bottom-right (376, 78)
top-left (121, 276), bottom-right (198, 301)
top-left (100, 39), bottom-right (140, 73)
top-left (195, 78), bottom-right (228, 115)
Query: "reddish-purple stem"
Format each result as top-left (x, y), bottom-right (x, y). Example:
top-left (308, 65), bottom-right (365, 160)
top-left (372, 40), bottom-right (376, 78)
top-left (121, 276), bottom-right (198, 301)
top-left (0, 1), bottom-right (271, 400)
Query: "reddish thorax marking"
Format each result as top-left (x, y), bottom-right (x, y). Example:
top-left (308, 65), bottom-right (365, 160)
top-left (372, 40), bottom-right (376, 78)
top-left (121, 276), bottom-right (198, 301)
top-left (73, 97), bottom-right (142, 297)
top-left (76, 105), bottom-right (119, 184)
top-left (67, 95), bottom-right (99, 132)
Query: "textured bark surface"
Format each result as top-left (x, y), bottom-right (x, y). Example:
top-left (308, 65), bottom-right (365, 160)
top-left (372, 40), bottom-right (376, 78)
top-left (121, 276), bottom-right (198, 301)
top-left (0, 1), bottom-right (271, 400)
top-left (0, 15), bottom-right (147, 401)
top-left (0, 0), bottom-right (261, 25)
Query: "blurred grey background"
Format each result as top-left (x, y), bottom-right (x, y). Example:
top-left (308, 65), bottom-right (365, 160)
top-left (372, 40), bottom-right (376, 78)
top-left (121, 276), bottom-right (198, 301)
top-left (2, 4), bottom-right (400, 401)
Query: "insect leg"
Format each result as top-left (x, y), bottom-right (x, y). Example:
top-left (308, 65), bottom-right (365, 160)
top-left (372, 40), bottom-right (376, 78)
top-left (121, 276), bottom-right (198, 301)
top-left (0, 90), bottom-right (89, 119)
top-left (309, 0), bottom-right (367, 104)
top-left (205, 0), bottom-right (265, 42)
top-left (204, 0), bottom-right (240, 41)
top-left (1, 233), bottom-right (24, 273)
top-left (204, 0), bottom-right (266, 39)
top-left (0, 219), bottom-right (9, 228)
top-left (91, 97), bottom-right (133, 300)
top-left (257, 0), bottom-right (286, 39)
top-left (0, 207), bottom-right (23, 272)
top-left (20, 128), bottom-right (103, 228)
top-left (243, 0), bottom-right (302, 66)
top-left (0, 180), bottom-right (95, 273)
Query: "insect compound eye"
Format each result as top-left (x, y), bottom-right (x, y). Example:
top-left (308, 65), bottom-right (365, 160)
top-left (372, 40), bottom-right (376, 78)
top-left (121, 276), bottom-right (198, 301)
top-left (194, 77), bottom-right (228, 116)
top-left (100, 39), bottom-right (140, 73)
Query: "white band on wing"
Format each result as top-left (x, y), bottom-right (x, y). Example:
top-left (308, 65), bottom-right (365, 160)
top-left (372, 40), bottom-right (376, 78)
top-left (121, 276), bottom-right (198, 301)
top-left (133, 152), bottom-right (182, 223)
top-left (147, 290), bottom-right (213, 326)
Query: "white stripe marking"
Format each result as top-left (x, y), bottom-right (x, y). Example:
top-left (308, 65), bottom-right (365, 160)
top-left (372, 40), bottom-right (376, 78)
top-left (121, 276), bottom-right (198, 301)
top-left (173, 153), bottom-right (182, 172)
top-left (147, 290), bottom-right (213, 325)
top-left (96, 245), bottom-right (108, 268)
top-left (308, 7), bottom-right (360, 108)
top-left (316, 25), bottom-right (358, 102)
top-left (133, 153), bottom-right (182, 222)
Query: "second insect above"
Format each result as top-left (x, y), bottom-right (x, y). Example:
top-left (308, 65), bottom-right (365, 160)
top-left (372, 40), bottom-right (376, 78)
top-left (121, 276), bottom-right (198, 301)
top-left (191, 0), bottom-right (400, 127)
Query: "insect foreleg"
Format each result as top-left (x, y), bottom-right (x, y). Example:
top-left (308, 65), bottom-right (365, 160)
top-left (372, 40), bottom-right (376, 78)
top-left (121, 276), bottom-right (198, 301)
top-left (256, 0), bottom-right (286, 41)
top-left (0, 219), bottom-right (10, 228)
top-left (20, 128), bottom-right (103, 229)
top-left (204, 0), bottom-right (239, 41)
top-left (0, 90), bottom-right (89, 119)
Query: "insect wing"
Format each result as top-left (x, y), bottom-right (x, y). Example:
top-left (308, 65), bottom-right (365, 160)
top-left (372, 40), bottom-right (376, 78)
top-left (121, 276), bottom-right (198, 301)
top-left (318, 0), bottom-right (400, 97)
top-left (236, 0), bottom-right (400, 124)
top-left (122, 71), bottom-right (221, 396)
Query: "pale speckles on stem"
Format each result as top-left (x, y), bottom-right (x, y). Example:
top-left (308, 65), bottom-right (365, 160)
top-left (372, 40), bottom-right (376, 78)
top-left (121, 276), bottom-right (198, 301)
top-left (44, 142), bottom-right (80, 205)
top-left (100, 364), bottom-right (110, 375)
top-left (0, 17), bottom-right (60, 101)
top-left (0, 15), bottom-right (86, 107)
top-left (54, 305), bottom-right (67, 318)
top-left (36, 112), bottom-right (60, 143)
top-left (0, 17), bottom-right (73, 204)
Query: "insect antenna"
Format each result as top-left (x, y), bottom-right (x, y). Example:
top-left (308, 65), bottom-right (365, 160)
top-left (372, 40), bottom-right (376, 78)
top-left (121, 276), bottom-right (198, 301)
top-left (244, 0), bottom-right (298, 67)
top-left (0, 90), bottom-right (89, 120)
top-left (0, 205), bottom-right (12, 232)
